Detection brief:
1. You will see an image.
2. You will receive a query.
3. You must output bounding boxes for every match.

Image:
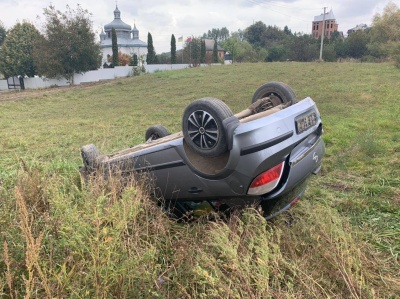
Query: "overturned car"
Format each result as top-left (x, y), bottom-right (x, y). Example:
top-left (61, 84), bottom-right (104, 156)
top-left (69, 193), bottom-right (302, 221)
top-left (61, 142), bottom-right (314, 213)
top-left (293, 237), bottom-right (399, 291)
top-left (81, 82), bottom-right (325, 220)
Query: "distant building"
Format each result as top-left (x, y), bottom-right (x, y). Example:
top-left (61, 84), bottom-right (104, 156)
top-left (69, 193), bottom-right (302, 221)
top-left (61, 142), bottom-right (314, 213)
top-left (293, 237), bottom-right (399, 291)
top-left (347, 24), bottom-right (369, 35)
top-left (99, 5), bottom-right (147, 65)
top-left (203, 39), bottom-right (224, 63)
top-left (312, 9), bottom-right (339, 38)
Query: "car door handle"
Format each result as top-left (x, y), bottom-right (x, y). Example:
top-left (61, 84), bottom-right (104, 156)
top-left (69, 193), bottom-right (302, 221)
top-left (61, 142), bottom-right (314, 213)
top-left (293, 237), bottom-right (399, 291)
top-left (188, 187), bottom-right (203, 194)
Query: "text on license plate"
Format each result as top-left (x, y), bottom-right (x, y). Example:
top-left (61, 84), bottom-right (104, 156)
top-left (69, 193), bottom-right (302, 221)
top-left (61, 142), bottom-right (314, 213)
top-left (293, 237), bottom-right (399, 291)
top-left (295, 110), bottom-right (317, 134)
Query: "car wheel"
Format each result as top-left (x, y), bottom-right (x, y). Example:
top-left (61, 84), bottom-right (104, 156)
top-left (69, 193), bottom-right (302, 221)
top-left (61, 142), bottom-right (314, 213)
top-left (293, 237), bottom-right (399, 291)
top-left (145, 124), bottom-right (171, 141)
top-left (182, 97), bottom-right (233, 157)
top-left (81, 144), bottom-right (99, 173)
top-left (251, 81), bottom-right (297, 106)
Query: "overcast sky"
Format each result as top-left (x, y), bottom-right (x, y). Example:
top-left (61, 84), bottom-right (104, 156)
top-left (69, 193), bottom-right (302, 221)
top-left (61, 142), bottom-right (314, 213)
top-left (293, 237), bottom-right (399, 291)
top-left (0, 0), bottom-right (398, 53)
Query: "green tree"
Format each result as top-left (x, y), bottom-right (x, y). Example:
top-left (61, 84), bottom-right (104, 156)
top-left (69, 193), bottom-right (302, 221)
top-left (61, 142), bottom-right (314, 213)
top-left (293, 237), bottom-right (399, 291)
top-left (221, 31), bottom-right (244, 63)
top-left (334, 40), bottom-right (349, 58)
top-left (213, 39), bottom-right (218, 63)
top-left (200, 40), bottom-right (206, 63)
top-left (347, 30), bottom-right (369, 58)
top-left (0, 22), bottom-right (42, 78)
top-left (266, 45), bottom-right (287, 62)
top-left (235, 41), bottom-right (259, 62)
top-left (203, 27), bottom-right (230, 42)
top-left (244, 21), bottom-right (267, 48)
top-left (322, 44), bottom-right (337, 62)
top-left (147, 32), bottom-right (156, 64)
top-left (131, 54), bottom-right (138, 66)
top-left (286, 34), bottom-right (319, 62)
top-left (284, 25), bottom-right (292, 35)
top-left (261, 25), bottom-right (287, 49)
top-left (157, 52), bottom-right (170, 64)
top-left (171, 34), bottom-right (176, 64)
top-left (112, 28), bottom-right (119, 67)
top-left (0, 20), bottom-right (7, 46)
top-left (369, 2), bottom-right (400, 65)
top-left (190, 37), bottom-right (201, 66)
top-left (33, 5), bottom-right (101, 83)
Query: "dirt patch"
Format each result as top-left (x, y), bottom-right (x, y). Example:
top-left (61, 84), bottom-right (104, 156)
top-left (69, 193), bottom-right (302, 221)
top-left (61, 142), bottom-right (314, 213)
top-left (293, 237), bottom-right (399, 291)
top-left (0, 80), bottom-right (114, 103)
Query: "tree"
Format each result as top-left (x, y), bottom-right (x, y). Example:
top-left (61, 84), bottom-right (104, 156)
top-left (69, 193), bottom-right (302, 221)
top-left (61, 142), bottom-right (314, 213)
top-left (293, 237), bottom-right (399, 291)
top-left (0, 22), bottom-right (42, 78)
top-left (221, 32), bottom-right (244, 63)
top-left (203, 27), bottom-right (230, 42)
top-left (244, 21), bottom-right (267, 48)
top-left (266, 45), bottom-right (287, 62)
top-left (334, 40), bottom-right (349, 58)
top-left (347, 30), bottom-right (369, 58)
top-left (322, 44), bottom-right (337, 62)
top-left (171, 34), bottom-right (176, 64)
top-left (0, 20), bottom-right (7, 46)
top-left (369, 2), bottom-right (400, 66)
top-left (190, 37), bottom-right (201, 66)
top-left (147, 32), bottom-right (156, 64)
top-left (370, 2), bottom-right (400, 44)
top-left (284, 25), bottom-right (292, 35)
top-left (200, 40), bottom-right (206, 63)
top-left (34, 5), bottom-right (101, 83)
top-left (157, 52), bottom-right (170, 64)
top-left (213, 39), bottom-right (218, 62)
top-left (131, 54), bottom-right (138, 66)
top-left (261, 26), bottom-right (287, 49)
top-left (286, 34), bottom-right (319, 62)
top-left (112, 28), bottom-right (119, 67)
top-left (235, 41), bottom-right (259, 62)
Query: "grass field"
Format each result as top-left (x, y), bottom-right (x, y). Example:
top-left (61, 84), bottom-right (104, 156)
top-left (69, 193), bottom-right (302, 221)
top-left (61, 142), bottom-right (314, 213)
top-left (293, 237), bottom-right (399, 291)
top-left (0, 62), bottom-right (399, 298)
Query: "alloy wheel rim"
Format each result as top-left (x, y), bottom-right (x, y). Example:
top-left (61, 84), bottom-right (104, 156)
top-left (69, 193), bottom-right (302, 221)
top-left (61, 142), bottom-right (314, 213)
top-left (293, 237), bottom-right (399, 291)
top-left (187, 110), bottom-right (219, 149)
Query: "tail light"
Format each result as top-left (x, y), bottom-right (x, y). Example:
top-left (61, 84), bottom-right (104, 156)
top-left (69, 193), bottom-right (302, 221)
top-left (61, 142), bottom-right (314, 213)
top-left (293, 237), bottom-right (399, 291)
top-left (248, 162), bottom-right (285, 195)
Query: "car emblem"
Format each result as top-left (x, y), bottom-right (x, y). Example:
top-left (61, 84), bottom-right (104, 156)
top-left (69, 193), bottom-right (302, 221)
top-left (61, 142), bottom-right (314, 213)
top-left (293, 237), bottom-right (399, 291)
top-left (313, 152), bottom-right (319, 163)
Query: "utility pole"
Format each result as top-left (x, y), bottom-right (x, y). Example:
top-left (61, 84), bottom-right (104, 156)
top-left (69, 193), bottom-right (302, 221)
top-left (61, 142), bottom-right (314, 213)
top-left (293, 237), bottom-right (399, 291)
top-left (319, 7), bottom-right (327, 61)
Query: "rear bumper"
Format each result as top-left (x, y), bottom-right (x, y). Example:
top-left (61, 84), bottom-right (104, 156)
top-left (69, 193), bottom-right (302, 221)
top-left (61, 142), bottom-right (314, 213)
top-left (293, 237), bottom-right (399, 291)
top-left (261, 176), bottom-right (309, 220)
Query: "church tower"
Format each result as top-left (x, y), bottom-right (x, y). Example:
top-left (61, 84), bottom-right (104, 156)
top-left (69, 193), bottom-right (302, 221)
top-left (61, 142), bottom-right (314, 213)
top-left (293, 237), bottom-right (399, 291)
top-left (99, 5), bottom-right (148, 66)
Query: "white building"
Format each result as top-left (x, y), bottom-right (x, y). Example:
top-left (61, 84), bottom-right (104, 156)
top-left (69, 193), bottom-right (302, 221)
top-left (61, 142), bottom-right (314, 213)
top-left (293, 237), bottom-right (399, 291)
top-left (100, 5), bottom-right (147, 66)
top-left (347, 24), bottom-right (369, 36)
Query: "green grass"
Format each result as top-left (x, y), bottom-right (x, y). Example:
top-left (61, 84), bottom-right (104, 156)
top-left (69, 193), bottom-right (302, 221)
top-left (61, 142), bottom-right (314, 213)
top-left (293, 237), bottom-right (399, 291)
top-left (0, 62), bottom-right (399, 298)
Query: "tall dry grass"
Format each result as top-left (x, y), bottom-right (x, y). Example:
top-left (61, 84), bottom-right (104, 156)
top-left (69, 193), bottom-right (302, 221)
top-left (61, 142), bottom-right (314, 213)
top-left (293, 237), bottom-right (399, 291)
top-left (1, 164), bottom-right (398, 298)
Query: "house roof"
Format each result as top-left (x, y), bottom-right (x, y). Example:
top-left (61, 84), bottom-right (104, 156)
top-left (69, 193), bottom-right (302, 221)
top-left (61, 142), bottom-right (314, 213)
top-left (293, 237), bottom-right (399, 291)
top-left (349, 24), bottom-right (369, 31)
top-left (314, 9), bottom-right (336, 22)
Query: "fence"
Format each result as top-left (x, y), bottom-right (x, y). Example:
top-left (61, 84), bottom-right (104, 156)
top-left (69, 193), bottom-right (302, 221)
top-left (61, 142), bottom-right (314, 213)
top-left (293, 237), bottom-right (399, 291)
top-left (0, 64), bottom-right (195, 91)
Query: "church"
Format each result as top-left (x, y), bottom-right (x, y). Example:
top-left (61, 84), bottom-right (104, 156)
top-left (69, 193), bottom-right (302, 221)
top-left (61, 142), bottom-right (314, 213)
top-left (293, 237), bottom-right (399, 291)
top-left (99, 5), bottom-right (147, 65)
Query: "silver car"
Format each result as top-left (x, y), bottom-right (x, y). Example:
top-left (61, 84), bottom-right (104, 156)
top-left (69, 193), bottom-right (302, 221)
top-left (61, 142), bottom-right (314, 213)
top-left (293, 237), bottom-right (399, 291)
top-left (81, 82), bottom-right (325, 220)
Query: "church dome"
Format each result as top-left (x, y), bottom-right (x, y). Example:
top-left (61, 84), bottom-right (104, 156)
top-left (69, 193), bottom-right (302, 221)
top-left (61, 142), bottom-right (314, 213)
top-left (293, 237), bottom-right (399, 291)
top-left (99, 29), bottom-right (106, 40)
top-left (104, 5), bottom-right (131, 31)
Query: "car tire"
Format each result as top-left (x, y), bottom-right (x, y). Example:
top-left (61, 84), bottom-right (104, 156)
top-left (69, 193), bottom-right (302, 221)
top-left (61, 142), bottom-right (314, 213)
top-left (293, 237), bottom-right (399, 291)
top-left (81, 144), bottom-right (99, 173)
top-left (145, 125), bottom-right (171, 141)
top-left (251, 82), bottom-right (297, 106)
top-left (182, 97), bottom-right (233, 157)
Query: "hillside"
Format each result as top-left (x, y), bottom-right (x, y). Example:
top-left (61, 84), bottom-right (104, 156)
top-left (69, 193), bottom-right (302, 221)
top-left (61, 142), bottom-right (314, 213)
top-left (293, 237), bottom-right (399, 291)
top-left (0, 62), bottom-right (399, 298)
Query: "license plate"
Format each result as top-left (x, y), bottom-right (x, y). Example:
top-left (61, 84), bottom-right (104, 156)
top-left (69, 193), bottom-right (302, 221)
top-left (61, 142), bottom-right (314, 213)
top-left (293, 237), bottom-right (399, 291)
top-left (295, 110), bottom-right (317, 134)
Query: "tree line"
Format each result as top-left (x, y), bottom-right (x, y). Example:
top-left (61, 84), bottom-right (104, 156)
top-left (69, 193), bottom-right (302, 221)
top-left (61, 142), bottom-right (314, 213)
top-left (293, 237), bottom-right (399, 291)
top-left (1, 2), bottom-right (400, 82)
top-left (160, 2), bottom-right (400, 67)
top-left (0, 5), bottom-right (100, 83)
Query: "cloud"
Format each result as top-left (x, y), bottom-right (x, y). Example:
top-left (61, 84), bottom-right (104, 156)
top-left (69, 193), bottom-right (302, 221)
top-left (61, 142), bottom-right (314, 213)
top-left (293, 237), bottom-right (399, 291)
top-left (1, 0), bottom-right (398, 52)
